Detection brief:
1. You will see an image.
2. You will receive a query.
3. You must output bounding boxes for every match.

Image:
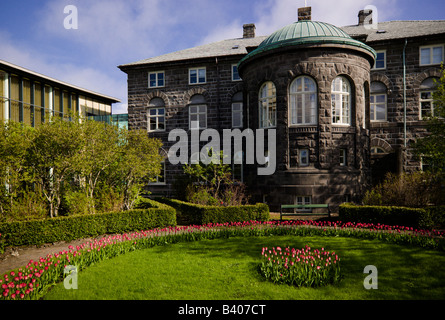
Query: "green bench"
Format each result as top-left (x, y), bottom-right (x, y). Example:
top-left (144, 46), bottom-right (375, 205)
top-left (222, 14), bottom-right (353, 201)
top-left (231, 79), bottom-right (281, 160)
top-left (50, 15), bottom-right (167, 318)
top-left (280, 204), bottom-right (331, 221)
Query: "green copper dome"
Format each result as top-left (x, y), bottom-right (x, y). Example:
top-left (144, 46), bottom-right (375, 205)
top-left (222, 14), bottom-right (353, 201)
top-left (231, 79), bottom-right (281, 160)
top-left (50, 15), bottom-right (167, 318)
top-left (239, 20), bottom-right (376, 68)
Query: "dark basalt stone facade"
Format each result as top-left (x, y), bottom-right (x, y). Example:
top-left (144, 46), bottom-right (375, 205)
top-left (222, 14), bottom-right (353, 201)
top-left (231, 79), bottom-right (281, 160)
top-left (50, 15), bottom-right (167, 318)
top-left (237, 24), bottom-right (376, 211)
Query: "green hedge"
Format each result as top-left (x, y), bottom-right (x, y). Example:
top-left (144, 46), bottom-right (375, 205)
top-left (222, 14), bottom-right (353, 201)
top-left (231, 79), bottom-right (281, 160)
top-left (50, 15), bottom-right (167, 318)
top-left (339, 203), bottom-right (445, 229)
top-left (0, 199), bottom-right (176, 247)
top-left (158, 198), bottom-right (270, 225)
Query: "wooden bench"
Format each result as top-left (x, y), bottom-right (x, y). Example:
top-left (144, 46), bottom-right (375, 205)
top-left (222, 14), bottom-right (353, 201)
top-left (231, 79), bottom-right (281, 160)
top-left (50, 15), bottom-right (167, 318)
top-left (280, 204), bottom-right (331, 221)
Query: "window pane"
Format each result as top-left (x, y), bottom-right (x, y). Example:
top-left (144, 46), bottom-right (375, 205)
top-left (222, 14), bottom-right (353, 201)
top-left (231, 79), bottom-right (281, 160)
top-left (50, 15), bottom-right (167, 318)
top-left (421, 48), bottom-right (431, 65)
top-left (376, 105), bottom-right (386, 120)
top-left (149, 74), bottom-right (157, 87)
top-left (190, 70), bottom-right (197, 83)
top-left (433, 47), bottom-right (443, 64)
top-left (150, 108), bottom-right (157, 115)
top-left (198, 69), bottom-right (206, 83)
top-left (421, 91), bottom-right (432, 100)
top-left (376, 94), bottom-right (386, 103)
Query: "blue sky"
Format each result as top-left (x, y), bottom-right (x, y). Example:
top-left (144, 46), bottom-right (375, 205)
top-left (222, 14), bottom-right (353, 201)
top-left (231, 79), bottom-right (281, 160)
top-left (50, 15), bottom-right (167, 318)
top-left (1, 0), bottom-right (444, 114)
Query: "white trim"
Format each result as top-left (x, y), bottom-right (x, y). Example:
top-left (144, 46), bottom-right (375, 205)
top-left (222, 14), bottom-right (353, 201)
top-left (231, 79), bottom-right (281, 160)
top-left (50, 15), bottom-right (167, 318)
top-left (299, 148), bottom-right (309, 167)
top-left (419, 44), bottom-right (444, 66)
top-left (289, 75), bottom-right (318, 126)
top-left (189, 104), bottom-right (207, 129)
top-left (148, 71), bottom-right (165, 88)
top-left (147, 107), bottom-right (166, 132)
top-left (231, 64), bottom-right (241, 81)
top-left (3, 72), bottom-right (9, 121)
top-left (189, 67), bottom-right (206, 85)
top-left (370, 93), bottom-right (387, 121)
top-left (372, 50), bottom-right (386, 70)
top-left (331, 76), bottom-right (351, 125)
top-left (231, 102), bottom-right (243, 128)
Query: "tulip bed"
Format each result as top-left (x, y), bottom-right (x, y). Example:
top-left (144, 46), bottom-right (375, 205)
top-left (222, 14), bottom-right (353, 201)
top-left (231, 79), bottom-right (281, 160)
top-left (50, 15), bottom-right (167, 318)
top-left (1, 219), bottom-right (444, 300)
top-left (259, 245), bottom-right (341, 287)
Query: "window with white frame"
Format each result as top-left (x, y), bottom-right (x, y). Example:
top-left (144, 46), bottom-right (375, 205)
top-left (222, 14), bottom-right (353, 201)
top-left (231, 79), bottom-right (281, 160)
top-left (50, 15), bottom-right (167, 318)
top-left (331, 76), bottom-right (351, 125)
top-left (372, 51), bottom-right (386, 70)
top-left (148, 98), bottom-right (166, 132)
top-left (189, 67), bottom-right (206, 84)
top-left (232, 64), bottom-right (241, 81)
top-left (232, 92), bottom-right (243, 128)
top-left (189, 95), bottom-right (207, 129)
top-left (420, 45), bottom-right (444, 66)
top-left (259, 81), bottom-right (277, 128)
top-left (299, 149), bottom-right (309, 167)
top-left (295, 196), bottom-right (312, 212)
top-left (148, 71), bottom-right (165, 88)
top-left (289, 76), bottom-right (317, 125)
top-left (420, 77), bottom-right (438, 119)
top-left (370, 81), bottom-right (387, 121)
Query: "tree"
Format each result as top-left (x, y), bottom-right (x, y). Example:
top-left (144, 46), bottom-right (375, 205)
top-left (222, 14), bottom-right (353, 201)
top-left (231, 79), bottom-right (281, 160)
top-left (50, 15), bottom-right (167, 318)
top-left (0, 121), bottom-right (35, 214)
top-left (413, 67), bottom-right (445, 172)
top-left (112, 129), bottom-right (163, 210)
top-left (27, 116), bottom-right (84, 218)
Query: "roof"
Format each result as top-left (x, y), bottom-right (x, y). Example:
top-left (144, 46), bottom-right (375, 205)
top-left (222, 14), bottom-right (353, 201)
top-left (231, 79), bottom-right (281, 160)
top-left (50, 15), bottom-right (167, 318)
top-left (239, 20), bottom-right (376, 69)
top-left (0, 59), bottom-right (120, 103)
top-left (340, 20), bottom-right (445, 43)
top-left (118, 36), bottom-right (267, 69)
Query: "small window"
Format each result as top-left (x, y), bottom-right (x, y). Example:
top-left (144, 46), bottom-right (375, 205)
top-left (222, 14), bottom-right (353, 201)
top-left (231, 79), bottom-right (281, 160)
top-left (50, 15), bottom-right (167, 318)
top-left (340, 149), bottom-right (347, 166)
top-left (149, 71), bottom-right (165, 88)
top-left (420, 45), bottom-right (444, 66)
top-left (372, 51), bottom-right (386, 70)
top-left (189, 67), bottom-right (206, 84)
top-left (232, 64), bottom-right (241, 81)
top-left (189, 95), bottom-right (207, 129)
top-left (420, 77), bottom-right (439, 119)
top-left (370, 81), bottom-right (387, 121)
top-left (299, 149), bottom-right (309, 167)
top-left (232, 92), bottom-right (243, 128)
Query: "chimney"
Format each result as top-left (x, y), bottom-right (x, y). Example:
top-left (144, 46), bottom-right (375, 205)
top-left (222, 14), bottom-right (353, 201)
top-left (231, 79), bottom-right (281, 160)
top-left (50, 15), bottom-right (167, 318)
top-left (358, 9), bottom-right (373, 26)
top-left (243, 23), bottom-right (256, 38)
top-left (298, 7), bottom-right (311, 21)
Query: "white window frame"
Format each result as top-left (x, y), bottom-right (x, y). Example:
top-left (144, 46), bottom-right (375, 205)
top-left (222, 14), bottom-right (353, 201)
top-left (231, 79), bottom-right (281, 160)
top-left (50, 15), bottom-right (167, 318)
top-left (189, 104), bottom-right (207, 129)
top-left (148, 71), bottom-right (165, 88)
top-left (149, 161), bottom-right (166, 185)
top-left (231, 102), bottom-right (243, 128)
top-left (189, 67), bottom-right (206, 85)
top-left (148, 107), bottom-right (166, 132)
top-left (420, 90), bottom-right (435, 120)
top-left (370, 93), bottom-right (387, 121)
top-left (299, 148), bottom-right (309, 167)
top-left (232, 64), bottom-right (241, 81)
top-left (295, 196), bottom-right (312, 212)
top-left (419, 44), bottom-right (444, 66)
top-left (372, 50), bottom-right (386, 70)
top-left (289, 76), bottom-right (318, 126)
top-left (331, 76), bottom-right (351, 125)
top-left (259, 81), bottom-right (277, 128)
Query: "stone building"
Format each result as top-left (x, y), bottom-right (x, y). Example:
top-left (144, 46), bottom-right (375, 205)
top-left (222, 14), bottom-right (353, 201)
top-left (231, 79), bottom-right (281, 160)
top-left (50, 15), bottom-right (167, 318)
top-left (118, 8), bottom-right (444, 211)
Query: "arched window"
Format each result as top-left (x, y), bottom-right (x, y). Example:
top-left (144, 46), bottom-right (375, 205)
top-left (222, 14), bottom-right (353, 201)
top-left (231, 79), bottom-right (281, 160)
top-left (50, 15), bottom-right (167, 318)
top-left (331, 76), bottom-right (351, 125)
top-left (189, 94), bottom-right (207, 129)
top-left (148, 97), bottom-right (165, 132)
top-left (259, 82), bottom-right (276, 128)
top-left (420, 77), bottom-right (438, 119)
top-left (289, 76), bottom-right (317, 125)
top-left (370, 81), bottom-right (387, 121)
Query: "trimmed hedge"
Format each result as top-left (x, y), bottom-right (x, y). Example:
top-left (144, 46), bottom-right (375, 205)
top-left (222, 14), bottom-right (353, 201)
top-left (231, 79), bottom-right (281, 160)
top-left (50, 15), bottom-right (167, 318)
top-left (158, 198), bottom-right (270, 225)
top-left (339, 203), bottom-right (445, 229)
top-left (0, 199), bottom-right (176, 247)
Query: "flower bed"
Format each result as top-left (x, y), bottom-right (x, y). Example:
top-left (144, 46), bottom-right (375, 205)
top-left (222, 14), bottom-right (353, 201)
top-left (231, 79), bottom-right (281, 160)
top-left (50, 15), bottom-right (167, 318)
top-left (0, 219), bottom-right (444, 300)
top-left (259, 246), bottom-right (341, 287)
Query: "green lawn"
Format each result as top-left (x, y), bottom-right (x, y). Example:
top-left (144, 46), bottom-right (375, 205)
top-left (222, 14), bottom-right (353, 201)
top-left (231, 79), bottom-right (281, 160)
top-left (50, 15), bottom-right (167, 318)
top-left (44, 235), bottom-right (445, 300)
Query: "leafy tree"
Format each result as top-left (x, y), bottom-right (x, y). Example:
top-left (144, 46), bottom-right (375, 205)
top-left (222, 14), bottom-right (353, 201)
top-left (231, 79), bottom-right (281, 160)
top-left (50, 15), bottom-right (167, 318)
top-left (27, 116), bottom-right (84, 217)
top-left (0, 121), bottom-right (35, 214)
top-left (413, 67), bottom-right (445, 172)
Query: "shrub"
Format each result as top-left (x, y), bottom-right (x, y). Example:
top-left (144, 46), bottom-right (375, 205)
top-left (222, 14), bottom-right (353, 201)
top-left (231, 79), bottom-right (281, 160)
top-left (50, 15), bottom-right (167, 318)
top-left (0, 199), bottom-right (176, 247)
top-left (339, 203), bottom-right (428, 228)
top-left (363, 171), bottom-right (444, 207)
top-left (158, 198), bottom-right (269, 225)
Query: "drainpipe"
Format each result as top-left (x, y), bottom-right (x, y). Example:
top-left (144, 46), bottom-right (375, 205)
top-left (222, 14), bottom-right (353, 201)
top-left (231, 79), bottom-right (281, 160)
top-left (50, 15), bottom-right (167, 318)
top-left (403, 38), bottom-right (407, 148)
